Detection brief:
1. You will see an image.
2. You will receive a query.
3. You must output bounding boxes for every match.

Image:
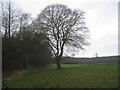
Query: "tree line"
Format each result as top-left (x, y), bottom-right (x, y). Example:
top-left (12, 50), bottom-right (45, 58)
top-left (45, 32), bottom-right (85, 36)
top-left (2, 1), bottom-right (52, 74)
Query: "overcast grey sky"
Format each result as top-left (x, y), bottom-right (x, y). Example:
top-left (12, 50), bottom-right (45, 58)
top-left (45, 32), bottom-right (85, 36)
top-left (12, 0), bottom-right (118, 57)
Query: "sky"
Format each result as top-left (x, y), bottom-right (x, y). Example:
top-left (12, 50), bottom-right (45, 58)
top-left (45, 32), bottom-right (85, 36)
top-left (9, 0), bottom-right (119, 57)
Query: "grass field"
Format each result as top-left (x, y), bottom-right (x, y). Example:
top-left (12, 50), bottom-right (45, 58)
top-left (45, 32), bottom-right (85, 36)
top-left (5, 63), bottom-right (118, 88)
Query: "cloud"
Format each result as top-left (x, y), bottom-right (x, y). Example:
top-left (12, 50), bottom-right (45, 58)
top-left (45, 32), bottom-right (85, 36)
top-left (13, 0), bottom-right (118, 57)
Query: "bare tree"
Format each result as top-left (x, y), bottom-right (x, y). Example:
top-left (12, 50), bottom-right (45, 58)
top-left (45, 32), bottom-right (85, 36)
top-left (35, 4), bottom-right (90, 69)
top-left (19, 13), bottom-right (32, 33)
top-left (1, 1), bottom-right (20, 38)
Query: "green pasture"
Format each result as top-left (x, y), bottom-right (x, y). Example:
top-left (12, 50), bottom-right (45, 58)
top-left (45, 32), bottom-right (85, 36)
top-left (5, 63), bottom-right (118, 88)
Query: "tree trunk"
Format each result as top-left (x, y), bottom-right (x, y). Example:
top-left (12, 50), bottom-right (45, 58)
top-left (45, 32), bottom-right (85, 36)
top-left (56, 56), bottom-right (62, 70)
top-left (8, 3), bottom-right (11, 38)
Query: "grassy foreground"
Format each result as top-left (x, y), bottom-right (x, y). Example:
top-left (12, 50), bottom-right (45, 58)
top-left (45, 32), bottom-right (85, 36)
top-left (6, 63), bottom-right (118, 88)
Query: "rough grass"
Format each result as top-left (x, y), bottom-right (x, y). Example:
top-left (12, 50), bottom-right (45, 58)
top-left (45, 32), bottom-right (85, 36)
top-left (5, 63), bottom-right (118, 88)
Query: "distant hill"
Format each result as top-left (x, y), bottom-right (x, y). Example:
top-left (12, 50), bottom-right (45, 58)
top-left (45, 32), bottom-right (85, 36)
top-left (61, 56), bottom-right (119, 64)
